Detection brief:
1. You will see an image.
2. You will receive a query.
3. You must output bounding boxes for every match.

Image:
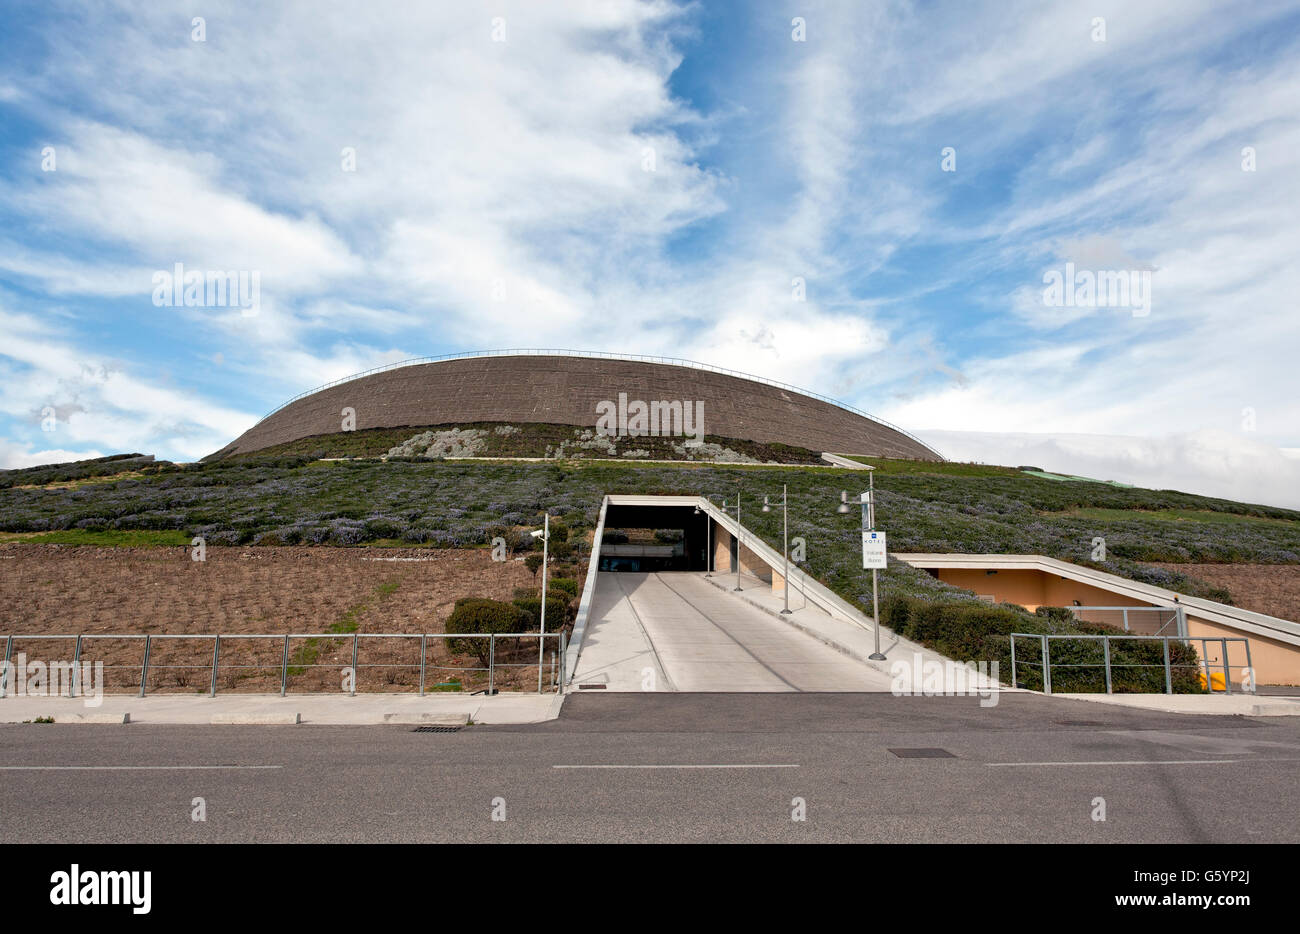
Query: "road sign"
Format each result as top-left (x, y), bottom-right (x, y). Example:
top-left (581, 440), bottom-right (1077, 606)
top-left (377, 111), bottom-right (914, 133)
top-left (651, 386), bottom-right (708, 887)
top-left (862, 530), bottom-right (887, 569)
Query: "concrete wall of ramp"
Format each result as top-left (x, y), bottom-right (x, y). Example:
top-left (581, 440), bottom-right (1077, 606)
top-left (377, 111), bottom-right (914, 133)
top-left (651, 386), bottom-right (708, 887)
top-left (564, 495), bottom-right (608, 682)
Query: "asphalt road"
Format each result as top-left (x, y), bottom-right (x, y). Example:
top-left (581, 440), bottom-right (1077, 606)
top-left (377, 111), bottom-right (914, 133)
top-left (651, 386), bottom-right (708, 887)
top-left (3, 693), bottom-right (1298, 843)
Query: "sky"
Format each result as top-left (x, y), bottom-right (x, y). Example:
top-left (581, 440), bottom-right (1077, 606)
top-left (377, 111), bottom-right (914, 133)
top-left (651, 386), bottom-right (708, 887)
top-left (2, 1), bottom-right (1298, 506)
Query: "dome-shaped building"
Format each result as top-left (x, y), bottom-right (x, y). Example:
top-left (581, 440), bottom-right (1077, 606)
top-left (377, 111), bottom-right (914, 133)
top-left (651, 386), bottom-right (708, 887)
top-left (210, 350), bottom-right (941, 461)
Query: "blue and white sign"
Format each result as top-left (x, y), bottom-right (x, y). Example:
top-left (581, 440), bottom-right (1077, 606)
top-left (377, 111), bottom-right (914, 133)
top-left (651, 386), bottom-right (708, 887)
top-left (862, 530), bottom-right (887, 569)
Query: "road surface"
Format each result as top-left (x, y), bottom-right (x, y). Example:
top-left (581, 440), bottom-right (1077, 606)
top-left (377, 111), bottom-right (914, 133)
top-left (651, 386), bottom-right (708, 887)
top-left (3, 692), bottom-right (1298, 843)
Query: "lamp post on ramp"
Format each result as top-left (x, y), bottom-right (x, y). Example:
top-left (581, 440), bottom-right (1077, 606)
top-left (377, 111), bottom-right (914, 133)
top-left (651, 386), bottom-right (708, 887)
top-left (731, 493), bottom-right (743, 591)
top-left (762, 484), bottom-right (792, 615)
top-left (530, 514), bottom-right (550, 693)
top-left (839, 465), bottom-right (887, 660)
top-left (698, 493), bottom-right (743, 590)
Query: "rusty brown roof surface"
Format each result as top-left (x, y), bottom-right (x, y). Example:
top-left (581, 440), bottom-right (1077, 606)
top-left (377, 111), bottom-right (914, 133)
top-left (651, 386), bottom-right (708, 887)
top-left (214, 354), bottom-right (940, 460)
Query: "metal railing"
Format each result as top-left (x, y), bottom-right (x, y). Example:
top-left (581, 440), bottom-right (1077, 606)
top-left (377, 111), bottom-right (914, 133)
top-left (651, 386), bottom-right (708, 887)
top-left (1068, 605), bottom-right (1185, 637)
top-left (0, 632), bottom-right (567, 697)
top-left (1010, 633), bottom-right (1255, 695)
top-left (250, 348), bottom-right (944, 458)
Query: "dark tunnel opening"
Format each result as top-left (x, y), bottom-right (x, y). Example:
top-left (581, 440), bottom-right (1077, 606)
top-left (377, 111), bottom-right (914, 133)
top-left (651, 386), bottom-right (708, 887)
top-left (599, 504), bottom-right (711, 573)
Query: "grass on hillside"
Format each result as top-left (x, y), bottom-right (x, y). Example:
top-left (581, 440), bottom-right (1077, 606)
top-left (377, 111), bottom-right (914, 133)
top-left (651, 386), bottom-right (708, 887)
top-left (1056, 506), bottom-right (1297, 527)
top-left (4, 454), bottom-right (1297, 603)
top-left (0, 454), bottom-right (166, 490)
top-left (0, 530), bottom-right (193, 546)
top-left (6, 452), bottom-right (1298, 689)
top-left (841, 456), bottom-right (1025, 478)
top-left (287, 579), bottom-right (403, 674)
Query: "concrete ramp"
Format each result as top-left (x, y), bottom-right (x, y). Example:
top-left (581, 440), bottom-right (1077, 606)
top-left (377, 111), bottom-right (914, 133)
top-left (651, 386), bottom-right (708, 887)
top-left (572, 571), bottom-right (894, 692)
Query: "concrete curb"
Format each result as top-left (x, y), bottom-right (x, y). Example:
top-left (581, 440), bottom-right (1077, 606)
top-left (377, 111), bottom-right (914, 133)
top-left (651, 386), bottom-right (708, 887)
top-left (210, 713), bottom-right (301, 725)
top-left (1, 693), bottom-right (562, 725)
top-left (1247, 703), bottom-right (1300, 717)
top-left (1052, 691), bottom-right (1300, 716)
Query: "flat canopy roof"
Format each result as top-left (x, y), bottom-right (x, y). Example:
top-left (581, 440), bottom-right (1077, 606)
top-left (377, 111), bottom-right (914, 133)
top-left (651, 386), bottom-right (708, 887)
top-left (895, 553), bottom-right (1300, 648)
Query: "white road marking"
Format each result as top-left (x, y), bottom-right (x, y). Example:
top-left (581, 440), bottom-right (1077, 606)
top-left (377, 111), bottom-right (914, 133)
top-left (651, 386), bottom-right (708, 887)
top-left (552, 764), bottom-right (799, 770)
top-left (0, 765), bottom-right (282, 770)
top-left (988, 758), bottom-right (1245, 767)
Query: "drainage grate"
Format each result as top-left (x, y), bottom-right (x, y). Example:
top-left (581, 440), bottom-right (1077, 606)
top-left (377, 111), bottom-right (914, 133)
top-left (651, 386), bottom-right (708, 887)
top-left (577, 683), bottom-right (607, 690)
top-left (411, 726), bottom-right (463, 733)
top-left (888, 748), bottom-right (956, 758)
top-left (1055, 720), bottom-right (1105, 727)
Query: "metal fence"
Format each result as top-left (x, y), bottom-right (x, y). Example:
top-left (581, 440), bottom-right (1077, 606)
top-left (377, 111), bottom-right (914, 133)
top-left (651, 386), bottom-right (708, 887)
top-left (1010, 632), bottom-right (1255, 695)
top-left (1068, 605), bottom-right (1185, 637)
top-left (0, 632), bottom-right (567, 697)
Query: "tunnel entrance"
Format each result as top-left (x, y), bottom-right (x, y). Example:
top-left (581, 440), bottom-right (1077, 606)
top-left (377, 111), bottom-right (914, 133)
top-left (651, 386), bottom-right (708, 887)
top-left (599, 503), bottom-right (711, 573)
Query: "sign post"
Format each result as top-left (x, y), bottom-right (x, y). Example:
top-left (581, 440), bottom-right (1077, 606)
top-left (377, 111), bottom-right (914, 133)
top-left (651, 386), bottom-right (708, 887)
top-left (861, 472), bottom-right (886, 661)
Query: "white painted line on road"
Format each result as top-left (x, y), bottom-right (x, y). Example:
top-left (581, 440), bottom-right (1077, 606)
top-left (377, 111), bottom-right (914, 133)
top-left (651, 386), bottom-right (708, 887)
top-left (0, 765), bottom-right (282, 771)
top-left (989, 756), bottom-right (1300, 767)
top-left (552, 764), bottom-right (799, 770)
top-left (989, 759), bottom-right (1240, 767)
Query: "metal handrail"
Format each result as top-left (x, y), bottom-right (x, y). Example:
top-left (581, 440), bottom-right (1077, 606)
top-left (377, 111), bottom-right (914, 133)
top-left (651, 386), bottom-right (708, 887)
top-left (0, 632), bottom-right (565, 698)
top-left (1009, 632), bottom-right (1254, 696)
top-left (249, 348), bottom-right (944, 459)
top-left (1067, 605), bottom-right (1185, 637)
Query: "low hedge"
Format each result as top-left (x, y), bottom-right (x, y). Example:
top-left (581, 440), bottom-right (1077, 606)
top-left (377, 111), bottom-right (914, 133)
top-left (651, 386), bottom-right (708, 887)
top-left (880, 596), bottom-right (1203, 694)
top-left (548, 577), bottom-right (581, 599)
top-left (512, 594), bottom-right (574, 631)
top-left (445, 599), bottom-right (531, 664)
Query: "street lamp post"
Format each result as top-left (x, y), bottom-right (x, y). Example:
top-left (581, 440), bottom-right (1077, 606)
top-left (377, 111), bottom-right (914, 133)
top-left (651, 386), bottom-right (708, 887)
top-left (733, 492), bottom-right (743, 591)
top-left (839, 466), bottom-right (886, 660)
top-left (530, 513), bottom-right (550, 693)
top-left (762, 484), bottom-right (792, 615)
top-left (699, 493), bottom-right (742, 589)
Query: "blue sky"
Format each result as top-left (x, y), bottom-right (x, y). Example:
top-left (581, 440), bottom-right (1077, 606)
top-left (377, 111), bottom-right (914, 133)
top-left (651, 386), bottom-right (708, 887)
top-left (2, 1), bottom-right (1299, 505)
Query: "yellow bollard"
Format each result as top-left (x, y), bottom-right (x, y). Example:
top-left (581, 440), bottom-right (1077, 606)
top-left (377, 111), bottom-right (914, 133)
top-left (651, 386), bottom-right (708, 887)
top-left (1198, 671), bottom-right (1227, 691)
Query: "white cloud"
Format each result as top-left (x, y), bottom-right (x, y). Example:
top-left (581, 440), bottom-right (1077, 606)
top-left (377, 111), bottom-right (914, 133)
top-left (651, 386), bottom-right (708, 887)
top-left (1, 0), bottom-right (1297, 488)
top-left (0, 306), bottom-right (257, 462)
top-left (920, 429), bottom-right (1300, 510)
top-left (3, 122), bottom-right (360, 293)
top-left (0, 441), bottom-right (105, 471)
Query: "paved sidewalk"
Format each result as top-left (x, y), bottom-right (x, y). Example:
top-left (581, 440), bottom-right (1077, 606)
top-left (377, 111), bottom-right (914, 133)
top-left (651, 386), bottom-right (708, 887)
top-left (1052, 691), bottom-right (1300, 717)
top-left (0, 691), bottom-right (564, 725)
